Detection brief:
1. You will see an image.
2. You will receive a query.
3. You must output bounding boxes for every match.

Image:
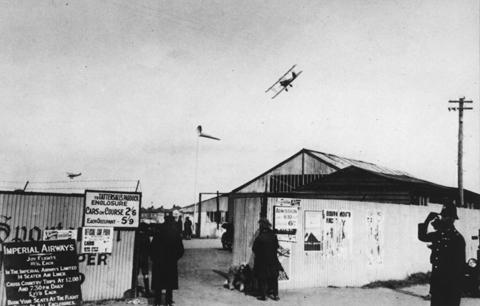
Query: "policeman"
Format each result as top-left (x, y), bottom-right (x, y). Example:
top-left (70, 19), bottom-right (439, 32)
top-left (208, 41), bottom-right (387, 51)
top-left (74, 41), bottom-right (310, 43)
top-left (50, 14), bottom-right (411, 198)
top-left (418, 202), bottom-right (466, 306)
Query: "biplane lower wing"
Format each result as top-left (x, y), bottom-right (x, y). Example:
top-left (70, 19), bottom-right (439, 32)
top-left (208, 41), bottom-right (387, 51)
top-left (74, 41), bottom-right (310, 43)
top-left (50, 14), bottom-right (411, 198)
top-left (271, 86), bottom-right (287, 99)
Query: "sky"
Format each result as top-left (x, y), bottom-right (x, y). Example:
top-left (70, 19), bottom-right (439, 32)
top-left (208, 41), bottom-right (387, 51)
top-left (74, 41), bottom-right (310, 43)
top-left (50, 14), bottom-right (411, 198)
top-left (0, 0), bottom-right (478, 208)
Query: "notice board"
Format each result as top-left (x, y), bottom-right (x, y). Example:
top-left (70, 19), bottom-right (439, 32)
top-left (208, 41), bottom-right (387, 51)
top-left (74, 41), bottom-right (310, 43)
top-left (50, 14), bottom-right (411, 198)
top-left (81, 227), bottom-right (114, 253)
top-left (2, 239), bottom-right (82, 306)
top-left (84, 190), bottom-right (141, 228)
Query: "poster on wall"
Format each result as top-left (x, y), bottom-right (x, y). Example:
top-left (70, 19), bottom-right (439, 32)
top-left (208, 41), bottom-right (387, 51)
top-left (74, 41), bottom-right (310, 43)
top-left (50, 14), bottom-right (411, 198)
top-left (273, 206), bottom-right (298, 242)
top-left (2, 239), bottom-right (82, 306)
top-left (84, 190), bottom-right (141, 228)
top-left (366, 211), bottom-right (384, 265)
top-left (324, 210), bottom-right (353, 257)
top-left (304, 210), bottom-right (324, 251)
top-left (81, 227), bottom-right (114, 254)
top-left (43, 229), bottom-right (78, 241)
top-left (304, 210), bottom-right (353, 256)
top-left (277, 241), bottom-right (291, 281)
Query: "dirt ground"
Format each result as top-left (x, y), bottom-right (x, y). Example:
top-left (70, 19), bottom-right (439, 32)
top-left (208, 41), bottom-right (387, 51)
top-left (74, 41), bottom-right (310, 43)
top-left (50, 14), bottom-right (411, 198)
top-left (84, 239), bottom-right (479, 306)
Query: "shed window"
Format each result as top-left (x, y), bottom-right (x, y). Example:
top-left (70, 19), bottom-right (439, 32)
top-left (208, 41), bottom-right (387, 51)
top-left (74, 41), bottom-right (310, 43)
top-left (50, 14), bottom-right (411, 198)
top-left (269, 174), bottom-right (325, 193)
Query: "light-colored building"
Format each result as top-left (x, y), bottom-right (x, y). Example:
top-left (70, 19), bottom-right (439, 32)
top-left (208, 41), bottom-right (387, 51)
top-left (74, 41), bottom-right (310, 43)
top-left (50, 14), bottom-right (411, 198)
top-left (229, 149), bottom-right (480, 289)
top-left (181, 196), bottom-right (228, 238)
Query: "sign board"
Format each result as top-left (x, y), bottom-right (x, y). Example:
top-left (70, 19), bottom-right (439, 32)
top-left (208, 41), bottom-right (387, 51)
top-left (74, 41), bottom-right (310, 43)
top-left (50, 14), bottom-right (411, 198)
top-left (84, 190), bottom-right (141, 228)
top-left (43, 229), bottom-right (77, 241)
top-left (81, 227), bottom-right (114, 254)
top-left (278, 241), bottom-right (291, 282)
top-left (273, 206), bottom-right (298, 242)
top-left (2, 239), bottom-right (82, 306)
top-left (304, 210), bottom-right (324, 251)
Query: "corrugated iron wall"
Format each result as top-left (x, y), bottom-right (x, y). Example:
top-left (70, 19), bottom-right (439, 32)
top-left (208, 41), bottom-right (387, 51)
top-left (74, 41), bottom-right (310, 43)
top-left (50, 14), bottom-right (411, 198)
top-left (232, 197), bottom-right (261, 267)
top-left (0, 192), bottom-right (135, 303)
top-left (233, 196), bottom-right (480, 289)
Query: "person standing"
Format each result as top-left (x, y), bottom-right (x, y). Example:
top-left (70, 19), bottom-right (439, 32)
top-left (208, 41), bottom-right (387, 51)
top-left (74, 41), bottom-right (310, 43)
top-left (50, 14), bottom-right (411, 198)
top-left (150, 215), bottom-right (184, 306)
top-left (418, 202), bottom-right (466, 306)
top-left (177, 215), bottom-right (183, 239)
top-left (184, 217), bottom-right (193, 240)
top-left (252, 218), bottom-right (281, 301)
top-left (135, 223), bottom-right (152, 297)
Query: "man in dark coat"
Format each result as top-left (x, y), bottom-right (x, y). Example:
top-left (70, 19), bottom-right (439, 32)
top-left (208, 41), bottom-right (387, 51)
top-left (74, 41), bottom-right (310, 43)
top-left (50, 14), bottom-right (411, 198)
top-left (134, 222), bottom-right (152, 297)
top-left (184, 217), bottom-right (193, 240)
top-left (150, 215), bottom-right (184, 306)
top-left (252, 218), bottom-right (281, 301)
top-left (418, 202), bottom-right (465, 306)
top-left (177, 215), bottom-right (183, 238)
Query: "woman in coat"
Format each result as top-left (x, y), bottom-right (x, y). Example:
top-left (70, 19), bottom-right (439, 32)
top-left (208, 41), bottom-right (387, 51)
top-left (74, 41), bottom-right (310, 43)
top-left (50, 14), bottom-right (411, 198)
top-left (252, 218), bottom-right (281, 301)
top-left (150, 215), bottom-right (184, 306)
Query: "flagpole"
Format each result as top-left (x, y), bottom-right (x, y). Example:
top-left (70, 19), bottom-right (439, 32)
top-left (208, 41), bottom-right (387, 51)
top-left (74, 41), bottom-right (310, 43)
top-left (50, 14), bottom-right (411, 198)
top-left (194, 135), bottom-right (200, 205)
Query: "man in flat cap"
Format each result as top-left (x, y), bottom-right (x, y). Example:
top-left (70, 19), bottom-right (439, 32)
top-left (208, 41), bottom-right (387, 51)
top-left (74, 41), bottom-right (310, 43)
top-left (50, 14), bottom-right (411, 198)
top-left (418, 201), bottom-right (466, 306)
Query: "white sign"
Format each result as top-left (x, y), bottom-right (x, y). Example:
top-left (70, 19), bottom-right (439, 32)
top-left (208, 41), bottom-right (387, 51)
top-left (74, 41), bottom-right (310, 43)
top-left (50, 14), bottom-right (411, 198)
top-left (84, 191), bottom-right (141, 228)
top-left (273, 206), bottom-right (298, 241)
top-left (43, 229), bottom-right (77, 241)
top-left (81, 227), bottom-right (114, 253)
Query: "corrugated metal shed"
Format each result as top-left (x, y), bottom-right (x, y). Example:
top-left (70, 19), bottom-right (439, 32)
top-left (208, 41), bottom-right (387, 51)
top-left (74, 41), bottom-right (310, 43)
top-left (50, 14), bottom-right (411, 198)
top-left (0, 191), bottom-right (135, 303)
top-left (232, 195), bottom-right (480, 289)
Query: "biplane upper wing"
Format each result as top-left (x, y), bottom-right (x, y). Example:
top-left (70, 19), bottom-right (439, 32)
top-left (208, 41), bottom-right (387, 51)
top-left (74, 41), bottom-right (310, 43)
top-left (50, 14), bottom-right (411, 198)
top-left (265, 65), bottom-right (296, 93)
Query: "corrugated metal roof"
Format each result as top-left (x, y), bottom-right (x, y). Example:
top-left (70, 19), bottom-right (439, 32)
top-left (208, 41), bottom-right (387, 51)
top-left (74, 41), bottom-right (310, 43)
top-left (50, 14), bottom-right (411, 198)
top-left (306, 149), bottom-right (410, 176)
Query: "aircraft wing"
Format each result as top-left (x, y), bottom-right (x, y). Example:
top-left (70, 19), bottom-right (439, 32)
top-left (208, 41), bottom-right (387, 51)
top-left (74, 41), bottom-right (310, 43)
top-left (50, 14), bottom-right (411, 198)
top-left (265, 65), bottom-right (296, 93)
top-left (271, 86), bottom-right (287, 99)
top-left (199, 133), bottom-right (220, 141)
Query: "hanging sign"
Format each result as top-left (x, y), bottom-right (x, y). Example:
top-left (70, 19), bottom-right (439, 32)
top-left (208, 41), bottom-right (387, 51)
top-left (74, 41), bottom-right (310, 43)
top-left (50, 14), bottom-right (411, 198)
top-left (84, 190), bottom-right (141, 228)
top-left (43, 229), bottom-right (78, 241)
top-left (81, 227), bottom-right (114, 254)
top-left (2, 239), bottom-right (82, 306)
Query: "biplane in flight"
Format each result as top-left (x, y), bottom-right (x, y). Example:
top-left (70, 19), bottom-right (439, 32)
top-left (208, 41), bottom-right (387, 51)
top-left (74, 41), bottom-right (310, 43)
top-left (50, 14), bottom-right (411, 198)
top-left (66, 172), bottom-right (82, 179)
top-left (265, 65), bottom-right (303, 99)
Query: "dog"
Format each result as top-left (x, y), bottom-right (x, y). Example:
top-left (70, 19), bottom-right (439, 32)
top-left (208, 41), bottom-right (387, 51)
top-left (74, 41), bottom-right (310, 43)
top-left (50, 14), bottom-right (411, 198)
top-left (225, 263), bottom-right (254, 293)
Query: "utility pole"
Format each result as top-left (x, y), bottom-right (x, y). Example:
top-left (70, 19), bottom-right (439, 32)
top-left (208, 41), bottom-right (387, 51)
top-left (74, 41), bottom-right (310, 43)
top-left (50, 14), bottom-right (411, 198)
top-left (448, 97), bottom-right (473, 207)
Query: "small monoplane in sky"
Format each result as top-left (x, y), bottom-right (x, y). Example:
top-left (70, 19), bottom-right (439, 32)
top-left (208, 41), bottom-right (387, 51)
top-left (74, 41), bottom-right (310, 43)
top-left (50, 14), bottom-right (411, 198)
top-left (265, 65), bottom-right (303, 99)
top-left (196, 125), bottom-right (220, 141)
top-left (66, 172), bottom-right (82, 179)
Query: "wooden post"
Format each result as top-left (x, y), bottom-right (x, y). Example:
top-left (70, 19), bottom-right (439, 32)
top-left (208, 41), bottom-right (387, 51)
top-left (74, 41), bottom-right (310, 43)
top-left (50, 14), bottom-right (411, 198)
top-left (448, 97), bottom-right (473, 207)
top-left (197, 193), bottom-right (202, 238)
top-left (216, 191), bottom-right (220, 229)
